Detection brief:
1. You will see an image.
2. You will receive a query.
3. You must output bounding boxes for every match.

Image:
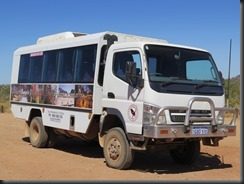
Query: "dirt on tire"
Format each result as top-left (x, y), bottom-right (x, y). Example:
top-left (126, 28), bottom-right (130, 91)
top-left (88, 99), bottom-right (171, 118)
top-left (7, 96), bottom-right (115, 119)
top-left (0, 113), bottom-right (241, 181)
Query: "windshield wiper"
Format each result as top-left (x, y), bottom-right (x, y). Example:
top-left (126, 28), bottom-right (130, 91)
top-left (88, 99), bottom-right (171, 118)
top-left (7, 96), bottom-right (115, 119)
top-left (161, 77), bottom-right (179, 88)
top-left (194, 80), bottom-right (218, 89)
top-left (161, 81), bottom-right (175, 87)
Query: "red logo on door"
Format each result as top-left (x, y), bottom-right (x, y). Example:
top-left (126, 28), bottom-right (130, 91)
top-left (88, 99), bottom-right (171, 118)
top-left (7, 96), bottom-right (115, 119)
top-left (128, 104), bottom-right (138, 122)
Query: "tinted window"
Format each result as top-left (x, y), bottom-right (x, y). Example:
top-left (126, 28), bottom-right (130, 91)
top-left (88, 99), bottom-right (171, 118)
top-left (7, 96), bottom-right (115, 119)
top-left (18, 54), bottom-right (30, 83)
top-left (43, 50), bottom-right (58, 82)
top-left (58, 48), bottom-right (75, 82)
top-left (75, 45), bottom-right (97, 83)
top-left (113, 51), bottom-right (142, 81)
top-left (29, 52), bottom-right (44, 82)
top-left (18, 44), bottom-right (97, 83)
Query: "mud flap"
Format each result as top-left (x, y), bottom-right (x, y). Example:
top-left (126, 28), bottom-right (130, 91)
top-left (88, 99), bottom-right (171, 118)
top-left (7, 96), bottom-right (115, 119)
top-left (98, 133), bottom-right (106, 148)
top-left (202, 137), bottom-right (223, 146)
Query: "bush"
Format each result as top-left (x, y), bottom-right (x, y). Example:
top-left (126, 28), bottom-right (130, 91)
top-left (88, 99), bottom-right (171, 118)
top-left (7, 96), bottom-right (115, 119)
top-left (0, 85), bottom-right (10, 113)
top-left (224, 76), bottom-right (240, 113)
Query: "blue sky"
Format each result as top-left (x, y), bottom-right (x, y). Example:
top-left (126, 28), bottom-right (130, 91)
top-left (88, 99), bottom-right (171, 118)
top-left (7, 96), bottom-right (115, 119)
top-left (0, 0), bottom-right (240, 84)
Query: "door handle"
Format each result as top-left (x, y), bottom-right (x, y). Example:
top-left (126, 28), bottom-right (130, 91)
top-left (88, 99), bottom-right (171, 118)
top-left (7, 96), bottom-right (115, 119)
top-left (107, 92), bottom-right (115, 99)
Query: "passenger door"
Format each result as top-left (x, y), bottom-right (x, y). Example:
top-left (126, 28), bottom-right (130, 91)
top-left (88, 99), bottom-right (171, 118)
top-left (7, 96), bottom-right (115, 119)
top-left (102, 48), bottom-right (144, 135)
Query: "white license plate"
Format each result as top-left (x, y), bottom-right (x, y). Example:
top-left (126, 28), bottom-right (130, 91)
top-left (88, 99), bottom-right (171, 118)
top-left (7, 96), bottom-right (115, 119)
top-left (192, 127), bottom-right (208, 135)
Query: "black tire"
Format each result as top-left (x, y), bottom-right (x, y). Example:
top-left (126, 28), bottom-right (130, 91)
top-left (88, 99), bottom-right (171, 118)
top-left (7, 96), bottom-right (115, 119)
top-left (45, 127), bottom-right (57, 148)
top-left (169, 140), bottom-right (200, 164)
top-left (103, 127), bottom-right (134, 170)
top-left (29, 117), bottom-right (48, 148)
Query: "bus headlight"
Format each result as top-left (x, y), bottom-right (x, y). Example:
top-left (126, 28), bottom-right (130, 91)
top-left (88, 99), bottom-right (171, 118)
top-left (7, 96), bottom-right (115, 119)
top-left (143, 103), bottom-right (166, 125)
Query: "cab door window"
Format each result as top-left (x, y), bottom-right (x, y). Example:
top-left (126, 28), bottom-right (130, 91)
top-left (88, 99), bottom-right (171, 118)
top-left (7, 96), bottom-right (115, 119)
top-left (113, 51), bottom-right (142, 81)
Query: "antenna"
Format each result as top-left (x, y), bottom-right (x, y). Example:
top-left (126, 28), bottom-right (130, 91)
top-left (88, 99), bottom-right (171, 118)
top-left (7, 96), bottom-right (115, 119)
top-left (227, 39), bottom-right (232, 107)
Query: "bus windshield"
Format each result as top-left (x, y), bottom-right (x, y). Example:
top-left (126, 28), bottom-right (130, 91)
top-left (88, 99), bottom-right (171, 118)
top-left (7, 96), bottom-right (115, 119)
top-left (144, 44), bottom-right (223, 95)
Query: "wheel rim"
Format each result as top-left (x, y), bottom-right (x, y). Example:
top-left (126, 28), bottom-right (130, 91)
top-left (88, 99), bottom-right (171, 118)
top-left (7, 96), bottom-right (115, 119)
top-left (107, 138), bottom-right (121, 161)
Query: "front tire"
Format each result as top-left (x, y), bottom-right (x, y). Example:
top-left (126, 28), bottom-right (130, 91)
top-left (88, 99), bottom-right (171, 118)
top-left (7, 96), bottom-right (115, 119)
top-left (29, 117), bottom-right (48, 148)
top-left (169, 140), bottom-right (200, 164)
top-left (103, 127), bottom-right (134, 170)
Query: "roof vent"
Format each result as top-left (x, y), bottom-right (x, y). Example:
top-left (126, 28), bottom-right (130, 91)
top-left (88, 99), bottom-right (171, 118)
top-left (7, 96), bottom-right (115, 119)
top-left (37, 32), bottom-right (86, 44)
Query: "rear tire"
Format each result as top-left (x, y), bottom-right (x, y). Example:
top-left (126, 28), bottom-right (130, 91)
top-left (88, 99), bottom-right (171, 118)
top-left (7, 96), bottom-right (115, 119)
top-left (45, 127), bottom-right (57, 148)
top-left (169, 140), bottom-right (200, 164)
top-left (29, 117), bottom-right (48, 148)
top-left (103, 127), bottom-right (134, 170)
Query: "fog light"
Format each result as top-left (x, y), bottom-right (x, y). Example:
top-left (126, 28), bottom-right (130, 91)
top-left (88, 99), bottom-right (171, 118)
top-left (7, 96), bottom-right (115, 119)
top-left (157, 115), bottom-right (166, 125)
top-left (217, 111), bottom-right (225, 124)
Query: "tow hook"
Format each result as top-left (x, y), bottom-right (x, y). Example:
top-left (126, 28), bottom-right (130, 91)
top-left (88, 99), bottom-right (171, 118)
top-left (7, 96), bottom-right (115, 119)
top-left (212, 125), bottom-right (217, 133)
top-left (184, 125), bottom-right (190, 133)
top-left (171, 128), bottom-right (177, 134)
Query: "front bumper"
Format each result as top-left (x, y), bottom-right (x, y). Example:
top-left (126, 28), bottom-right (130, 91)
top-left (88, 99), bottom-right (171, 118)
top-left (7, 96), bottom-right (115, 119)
top-left (144, 97), bottom-right (237, 139)
top-left (143, 124), bottom-right (236, 139)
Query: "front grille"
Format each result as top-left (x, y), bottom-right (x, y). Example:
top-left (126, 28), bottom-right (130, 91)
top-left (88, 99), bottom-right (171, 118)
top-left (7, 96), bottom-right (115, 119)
top-left (171, 115), bottom-right (185, 122)
top-left (170, 110), bottom-right (211, 123)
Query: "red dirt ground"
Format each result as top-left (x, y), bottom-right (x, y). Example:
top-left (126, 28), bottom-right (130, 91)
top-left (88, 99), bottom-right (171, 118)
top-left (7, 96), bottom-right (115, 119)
top-left (0, 113), bottom-right (241, 181)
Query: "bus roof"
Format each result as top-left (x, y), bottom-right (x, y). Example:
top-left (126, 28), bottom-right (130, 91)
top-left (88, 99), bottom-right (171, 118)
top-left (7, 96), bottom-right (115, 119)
top-left (35, 31), bottom-right (168, 45)
top-left (14, 31), bottom-right (208, 54)
top-left (37, 32), bottom-right (87, 44)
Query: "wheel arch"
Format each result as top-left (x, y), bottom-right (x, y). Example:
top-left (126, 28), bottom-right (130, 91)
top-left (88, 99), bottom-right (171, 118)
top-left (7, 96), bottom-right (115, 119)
top-left (27, 108), bottom-right (42, 125)
top-left (100, 108), bottom-right (127, 137)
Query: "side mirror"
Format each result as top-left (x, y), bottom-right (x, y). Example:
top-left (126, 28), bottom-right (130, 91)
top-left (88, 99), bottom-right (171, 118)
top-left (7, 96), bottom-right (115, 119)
top-left (125, 61), bottom-right (144, 89)
top-left (218, 71), bottom-right (224, 85)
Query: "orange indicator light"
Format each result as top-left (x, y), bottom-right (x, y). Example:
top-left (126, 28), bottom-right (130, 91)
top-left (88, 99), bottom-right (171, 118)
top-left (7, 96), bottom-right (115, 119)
top-left (160, 130), bottom-right (168, 134)
top-left (228, 129), bottom-right (235, 133)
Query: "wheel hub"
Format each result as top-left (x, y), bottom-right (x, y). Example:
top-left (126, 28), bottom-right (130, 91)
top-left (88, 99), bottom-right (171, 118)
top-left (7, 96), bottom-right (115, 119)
top-left (108, 138), bottom-right (121, 160)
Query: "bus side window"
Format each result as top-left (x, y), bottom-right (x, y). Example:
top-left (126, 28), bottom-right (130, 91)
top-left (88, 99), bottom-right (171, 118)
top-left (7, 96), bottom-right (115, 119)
top-left (59, 48), bottom-right (75, 83)
top-left (81, 62), bottom-right (93, 82)
top-left (18, 54), bottom-right (30, 83)
top-left (75, 45), bottom-right (97, 83)
top-left (43, 50), bottom-right (58, 83)
top-left (29, 54), bottom-right (43, 83)
top-left (80, 53), bottom-right (94, 82)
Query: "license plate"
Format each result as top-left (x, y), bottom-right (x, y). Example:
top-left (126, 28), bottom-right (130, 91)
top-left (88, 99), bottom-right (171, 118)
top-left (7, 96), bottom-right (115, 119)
top-left (192, 127), bottom-right (208, 135)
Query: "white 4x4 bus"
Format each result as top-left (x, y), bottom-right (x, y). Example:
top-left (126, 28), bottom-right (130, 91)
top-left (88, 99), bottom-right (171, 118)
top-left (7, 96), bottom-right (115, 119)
top-left (10, 31), bottom-right (237, 169)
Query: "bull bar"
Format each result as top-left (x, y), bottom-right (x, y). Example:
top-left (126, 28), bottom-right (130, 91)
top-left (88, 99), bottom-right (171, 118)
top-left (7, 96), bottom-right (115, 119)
top-left (143, 97), bottom-right (237, 139)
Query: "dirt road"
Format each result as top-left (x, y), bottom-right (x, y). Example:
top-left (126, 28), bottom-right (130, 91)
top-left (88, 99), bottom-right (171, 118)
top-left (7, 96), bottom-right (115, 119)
top-left (0, 113), bottom-right (241, 181)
